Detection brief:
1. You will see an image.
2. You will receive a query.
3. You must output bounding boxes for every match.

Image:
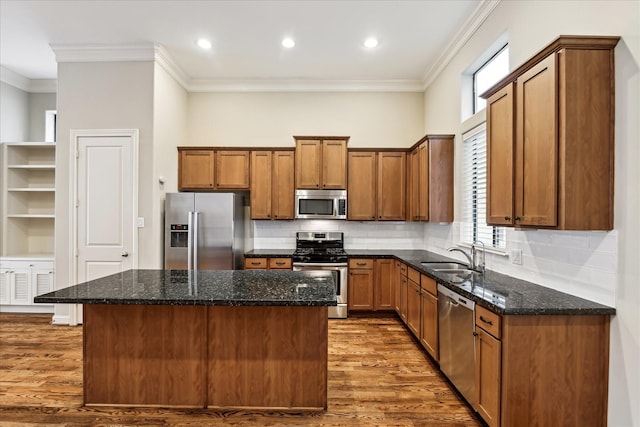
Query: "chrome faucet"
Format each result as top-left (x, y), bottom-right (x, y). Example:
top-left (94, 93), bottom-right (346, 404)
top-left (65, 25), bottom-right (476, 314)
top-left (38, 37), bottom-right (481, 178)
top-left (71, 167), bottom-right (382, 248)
top-left (447, 241), bottom-right (486, 273)
top-left (448, 247), bottom-right (473, 269)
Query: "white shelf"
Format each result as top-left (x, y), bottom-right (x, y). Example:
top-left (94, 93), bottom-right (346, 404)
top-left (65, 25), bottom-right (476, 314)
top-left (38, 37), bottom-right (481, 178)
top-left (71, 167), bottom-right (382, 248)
top-left (8, 188), bottom-right (55, 192)
top-left (7, 214), bottom-right (55, 219)
top-left (8, 165), bottom-right (55, 169)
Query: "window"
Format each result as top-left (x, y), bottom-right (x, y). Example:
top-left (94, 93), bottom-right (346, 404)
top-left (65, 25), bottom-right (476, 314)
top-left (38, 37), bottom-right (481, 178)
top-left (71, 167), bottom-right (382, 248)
top-left (473, 45), bottom-right (509, 113)
top-left (460, 124), bottom-right (505, 249)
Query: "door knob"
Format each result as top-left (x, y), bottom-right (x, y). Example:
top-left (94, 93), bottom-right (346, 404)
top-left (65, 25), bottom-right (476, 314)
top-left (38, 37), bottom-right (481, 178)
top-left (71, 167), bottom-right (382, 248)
top-left (122, 252), bottom-right (129, 258)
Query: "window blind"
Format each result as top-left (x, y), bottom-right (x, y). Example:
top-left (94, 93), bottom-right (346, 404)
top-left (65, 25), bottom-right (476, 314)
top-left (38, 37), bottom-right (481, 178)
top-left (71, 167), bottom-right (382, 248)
top-left (461, 124), bottom-right (505, 249)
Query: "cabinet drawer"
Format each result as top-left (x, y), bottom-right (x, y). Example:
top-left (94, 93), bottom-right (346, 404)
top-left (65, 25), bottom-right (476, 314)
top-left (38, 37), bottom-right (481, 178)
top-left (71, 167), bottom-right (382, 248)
top-left (408, 267), bottom-right (420, 284)
top-left (349, 258), bottom-right (374, 269)
top-left (476, 305), bottom-right (502, 339)
top-left (268, 258), bottom-right (292, 269)
top-left (397, 261), bottom-right (408, 276)
top-left (420, 274), bottom-right (437, 295)
top-left (244, 258), bottom-right (268, 269)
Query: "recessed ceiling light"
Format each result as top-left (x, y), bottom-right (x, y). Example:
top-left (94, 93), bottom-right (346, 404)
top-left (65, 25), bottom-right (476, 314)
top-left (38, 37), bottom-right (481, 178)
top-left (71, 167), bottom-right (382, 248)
top-left (364, 38), bottom-right (379, 48)
top-left (197, 39), bottom-right (212, 49)
top-left (282, 38), bottom-right (295, 48)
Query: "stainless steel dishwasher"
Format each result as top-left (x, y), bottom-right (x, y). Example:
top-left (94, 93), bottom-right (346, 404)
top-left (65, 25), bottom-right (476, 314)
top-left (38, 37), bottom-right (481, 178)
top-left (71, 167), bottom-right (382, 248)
top-left (438, 283), bottom-right (476, 404)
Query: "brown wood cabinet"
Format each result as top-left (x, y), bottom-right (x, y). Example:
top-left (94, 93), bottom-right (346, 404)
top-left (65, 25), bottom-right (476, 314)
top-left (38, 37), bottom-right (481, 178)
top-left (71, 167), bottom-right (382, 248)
top-left (348, 258), bottom-right (374, 311)
top-left (377, 152), bottom-right (406, 220)
top-left (374, 259), bottom-right (394, 311)
top-left (178, 148), bottom-right (249, 191)
top-left (348, 150), bottom-right (405, 221)
top-left (406, 270), bottom-right (421, 337)
top-left (483, 35), bottom-right (619, 230)
top-left (394, 261), bottom-right (408, 320)
top-left (475, 306), bottom-right (502, 427)
top-left (407, 135), bottom-right (454, 223)
top-left (244, 257), bottom-right (292, 270)
top-left (178, 149), bottom-right (215, 190)
top-left (294, 137), bottom-right (348, 189)
top-left (347, 151), bottom-right (377, 220)
top-left (419, 275), bottom-right (438, 361)
top-left (216, 150), bottom-right (249, 189)
top-left (250, 150), bottom-right (294, 220)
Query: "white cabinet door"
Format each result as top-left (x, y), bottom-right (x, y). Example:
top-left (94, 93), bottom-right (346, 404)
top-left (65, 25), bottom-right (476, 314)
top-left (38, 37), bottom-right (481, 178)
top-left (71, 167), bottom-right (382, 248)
top-left (10, 268), bottom-right (31, 305)
top-left (32, 268), bottom-right (54, 298)
top-left (0, 270), bottom-right (10, 304)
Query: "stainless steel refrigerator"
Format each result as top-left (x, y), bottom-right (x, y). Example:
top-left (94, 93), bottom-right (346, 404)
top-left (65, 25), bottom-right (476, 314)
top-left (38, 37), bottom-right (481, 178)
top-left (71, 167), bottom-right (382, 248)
top-left (164, 193), bottom-right (245, 270)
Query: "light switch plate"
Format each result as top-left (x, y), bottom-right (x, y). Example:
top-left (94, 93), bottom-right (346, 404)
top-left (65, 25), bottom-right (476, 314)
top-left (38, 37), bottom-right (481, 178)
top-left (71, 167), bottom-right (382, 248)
top-left (137, 217), bottom-right (145, 228)
top-left (511, 249), bottom-right (522, 265)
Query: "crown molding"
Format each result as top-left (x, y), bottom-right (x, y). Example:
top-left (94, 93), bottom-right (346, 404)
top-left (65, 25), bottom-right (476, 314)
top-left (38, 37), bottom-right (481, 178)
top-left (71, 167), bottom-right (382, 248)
top-left (51, 43), bottom-right (157, 63)
top-left (187, 79), bottom-right (424, 93)
top-left (422, 0), bottom-right (501, 90)
top-left (153, 44), bottom-right (190, 90)
top-left (1, 66), bottom-right (57, 93)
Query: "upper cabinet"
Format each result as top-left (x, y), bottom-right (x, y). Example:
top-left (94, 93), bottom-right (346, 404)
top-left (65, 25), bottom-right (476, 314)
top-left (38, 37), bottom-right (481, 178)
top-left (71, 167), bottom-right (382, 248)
top-left (482, 35), bottom-right (619, 230)
top-left (377, 152), bottom-right (406, 220)
top-left (294, 137), bottom-right (348, 189)
top-left (407, 135), bottom-right (454, 223)
top-left (178, 148), bottom-right (249, 191)
top-left (250, 150), bottom-right (295, 220)
top-left (347, 151), bottom-right (377, 221)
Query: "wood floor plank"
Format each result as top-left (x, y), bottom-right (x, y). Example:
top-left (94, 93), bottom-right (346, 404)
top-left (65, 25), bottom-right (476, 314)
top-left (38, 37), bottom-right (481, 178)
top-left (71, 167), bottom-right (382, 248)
top-left (0, 313), bottom-right (482, 426)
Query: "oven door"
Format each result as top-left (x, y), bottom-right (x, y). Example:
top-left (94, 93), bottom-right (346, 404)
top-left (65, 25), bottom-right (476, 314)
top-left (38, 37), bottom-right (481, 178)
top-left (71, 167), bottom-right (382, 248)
top-left (292, 262), bottom-right (348, 319)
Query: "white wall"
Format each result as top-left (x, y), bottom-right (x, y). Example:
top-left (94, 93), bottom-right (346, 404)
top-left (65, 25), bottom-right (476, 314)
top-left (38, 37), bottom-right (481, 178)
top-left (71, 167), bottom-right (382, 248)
top-left (28, 92), bottom-right (56, 141)
top-left (422, 1), bottom-right (639, 425)
top-left (54, 61), bottom-right (155, 323)
top-left (0, 81), bottom-right (29, 141)
top-left (188, 92), bottom-right (424, 148)
top-left (152, 63), bottom-right (188, 265)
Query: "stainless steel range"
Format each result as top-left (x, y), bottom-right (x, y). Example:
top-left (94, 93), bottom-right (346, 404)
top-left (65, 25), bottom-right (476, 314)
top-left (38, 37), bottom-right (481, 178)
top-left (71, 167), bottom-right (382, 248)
top-left (292, 232), bottom-right (348, 319)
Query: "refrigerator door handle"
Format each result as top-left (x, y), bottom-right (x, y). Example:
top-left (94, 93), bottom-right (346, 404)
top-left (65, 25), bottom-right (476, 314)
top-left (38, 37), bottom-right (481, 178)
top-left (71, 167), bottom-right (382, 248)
top-left (187, 211), bottom-right (194, 270)
top-left (193, 211), bottom-right (200, 271)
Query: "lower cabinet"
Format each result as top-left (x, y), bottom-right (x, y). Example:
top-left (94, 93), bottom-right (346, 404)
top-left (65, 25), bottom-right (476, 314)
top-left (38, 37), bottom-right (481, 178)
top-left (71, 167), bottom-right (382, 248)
top-left (475, 306), bottom-right (502, 427)
top-left (349, 258), bottom-right (396, 312)
top-left (419, 275), bottom-right (438, 361)
top-left (0, 259), bottom-right (54, 310)
top-left (243, 257), bottom-right (292, 270)
top-left (405, 268), bottom-right (421, 336)
top-left (394, 261), bottom-right (408, 321)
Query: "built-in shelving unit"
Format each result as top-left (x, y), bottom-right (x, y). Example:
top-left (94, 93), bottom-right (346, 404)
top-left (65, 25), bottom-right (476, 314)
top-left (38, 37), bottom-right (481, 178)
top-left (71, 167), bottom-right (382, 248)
top-left (1, 142), bottom-right (56, 258)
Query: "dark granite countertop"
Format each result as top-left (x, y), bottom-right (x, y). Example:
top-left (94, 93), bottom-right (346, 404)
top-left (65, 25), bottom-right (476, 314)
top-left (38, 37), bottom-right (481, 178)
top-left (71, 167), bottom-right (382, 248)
top-left (34, 269), bottom-right (337, 307)
top-left (246, 248), bottom-right (615, 316)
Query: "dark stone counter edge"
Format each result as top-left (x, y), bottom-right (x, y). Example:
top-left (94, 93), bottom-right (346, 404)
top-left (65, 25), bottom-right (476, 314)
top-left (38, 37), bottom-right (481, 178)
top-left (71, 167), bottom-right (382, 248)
top-left (245, 249), bottom-right (616, 316)
top-left (33, 296), bottom-right (337, 307)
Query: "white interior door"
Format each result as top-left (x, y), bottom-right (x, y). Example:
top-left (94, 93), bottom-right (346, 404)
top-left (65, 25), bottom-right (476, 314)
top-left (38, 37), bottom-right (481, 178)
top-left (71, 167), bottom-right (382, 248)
top-left (71, 130), bottom-right (138, 323)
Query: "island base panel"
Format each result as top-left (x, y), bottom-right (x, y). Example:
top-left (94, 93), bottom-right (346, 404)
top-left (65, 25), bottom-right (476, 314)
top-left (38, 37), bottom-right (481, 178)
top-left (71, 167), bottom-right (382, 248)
top-left (208, 306), bottom-right (328, 410)
top-left (83, 304), bottom-right (207, 407)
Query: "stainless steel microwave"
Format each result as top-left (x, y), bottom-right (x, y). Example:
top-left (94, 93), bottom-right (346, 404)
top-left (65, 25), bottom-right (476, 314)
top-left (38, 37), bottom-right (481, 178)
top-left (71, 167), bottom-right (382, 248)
top-left (295, 189), bottom-right (347, 220)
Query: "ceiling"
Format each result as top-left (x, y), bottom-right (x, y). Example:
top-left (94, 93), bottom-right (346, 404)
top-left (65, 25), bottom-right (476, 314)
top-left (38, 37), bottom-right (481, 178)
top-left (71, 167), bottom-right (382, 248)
top-left (0, 0), bottom-right (490, 91)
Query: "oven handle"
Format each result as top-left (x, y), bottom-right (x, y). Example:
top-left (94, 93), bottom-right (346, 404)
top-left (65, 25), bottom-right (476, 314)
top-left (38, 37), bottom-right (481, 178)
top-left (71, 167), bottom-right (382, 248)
top-left (293, 262), bottom-right (348, 268)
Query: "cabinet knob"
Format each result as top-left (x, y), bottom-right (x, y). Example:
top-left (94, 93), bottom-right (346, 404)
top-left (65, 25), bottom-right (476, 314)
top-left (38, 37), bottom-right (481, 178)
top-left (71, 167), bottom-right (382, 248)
top-left (515, 216), bottom-right (521, 221)
top-left (504, 216), bottom-right (511, 221)
top-left (122, 252), bottom-right (129, 258)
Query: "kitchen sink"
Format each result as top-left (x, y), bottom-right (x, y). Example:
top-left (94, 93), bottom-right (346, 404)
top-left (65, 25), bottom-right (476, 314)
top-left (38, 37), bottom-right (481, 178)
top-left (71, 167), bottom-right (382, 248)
top-left (420, 262), bottom-right (470, 271)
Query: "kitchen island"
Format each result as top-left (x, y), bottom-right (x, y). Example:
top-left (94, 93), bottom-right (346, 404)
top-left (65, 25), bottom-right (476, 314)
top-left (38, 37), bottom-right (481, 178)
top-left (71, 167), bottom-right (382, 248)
top-left (34, 269), bottom-right (337, 410)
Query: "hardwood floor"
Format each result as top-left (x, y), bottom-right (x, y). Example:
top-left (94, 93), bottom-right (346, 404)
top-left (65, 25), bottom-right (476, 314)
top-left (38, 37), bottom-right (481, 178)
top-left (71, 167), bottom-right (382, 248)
top-left (0, 313), bottom-right (482, 426)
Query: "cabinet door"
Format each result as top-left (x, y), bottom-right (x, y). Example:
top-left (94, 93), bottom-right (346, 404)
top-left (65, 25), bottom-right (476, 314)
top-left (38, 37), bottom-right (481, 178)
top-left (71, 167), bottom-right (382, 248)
top-left (10, 268), bottom-right (31, 305)
top-left (377, 152), bottom-right (406, 220)
top-left (400, 274), bottom-right (408, 322)
top-left (272, 151), bottom-right (295, 220)
top-left (374, 259), bottom-right (394, 311)
top-left (32, 268), bottom-right (54, 297)
top-left (406, 279), bottom-right (421, 337)
top-left (216, 151), bottom-right (249, 189)
top-left (178, 149), bottom-right (215, 190)
top-left (295, 140), bottom-right (322, 189)
top-left (348, 269), bottom-right (374, 311)
top-left (408, 149), bottom-right (420, 221)
top-left (418, 143), bottom-right (429, 221)
top-left (420, 290), bottom-right (438, 361)
top-left (516, 53), bottom-right (558, 227)
top-left (428, 137), bottom-right (454, 223)
top-left (250, 151), bottom-right (272, 219)
top-left (487, 84), bottom-right (515, 226)
top-left (393, 262), bottom-right (402, 314)
top-left (475, 327), bottom-right (502, 427)
top-left (347, 152), bottom-right (377, 220)
top-left (0, 270), bottom-right (9, 304)
top-left (322, 140), bottom-right (347, 189)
